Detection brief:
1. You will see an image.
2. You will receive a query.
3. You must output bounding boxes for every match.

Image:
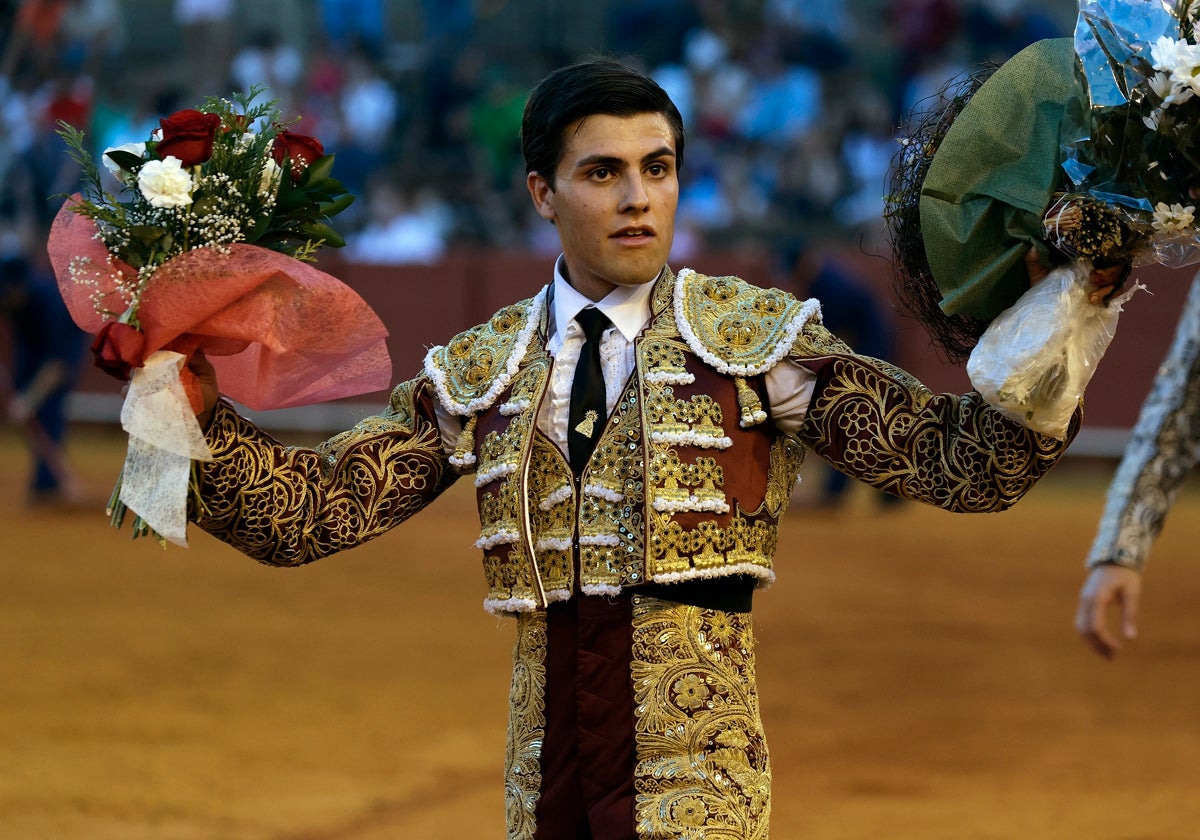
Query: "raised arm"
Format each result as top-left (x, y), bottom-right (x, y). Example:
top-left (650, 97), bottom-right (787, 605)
top-left (792, 321), bottom-right (1077, 514)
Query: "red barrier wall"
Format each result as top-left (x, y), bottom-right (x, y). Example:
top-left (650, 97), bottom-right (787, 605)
top-left (65, 249), bottom-right (1195, 435)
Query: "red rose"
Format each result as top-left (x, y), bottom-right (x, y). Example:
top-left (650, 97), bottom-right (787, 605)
top-left (91, 321), bottom-right (147, 381)
top-left (272, 131), bottom-right (325, 180)
top-left (156, 109), bottom-right (221, 167)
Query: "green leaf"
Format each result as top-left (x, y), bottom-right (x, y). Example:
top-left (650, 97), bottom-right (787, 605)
top-left (128, 225), bottom-right (173, 250)
top-left (319, 194), bottom-right (356, 217)
top-left (105, 149), bottom-right (146, 172)
top-left (299, 154), bottom-right (335, 186)
top-left (297, 221), bottom-right (344, 247)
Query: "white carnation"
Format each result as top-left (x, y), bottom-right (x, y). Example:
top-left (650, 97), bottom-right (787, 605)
top-left (138, 156), bottom-right (194, 208)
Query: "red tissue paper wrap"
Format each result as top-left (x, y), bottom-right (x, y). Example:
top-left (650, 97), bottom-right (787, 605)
top-left (48, 199), bottom-right (393, 411)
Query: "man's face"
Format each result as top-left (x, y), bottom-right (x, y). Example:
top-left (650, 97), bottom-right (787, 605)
top-left (527, 112), bottom-right (678, 301)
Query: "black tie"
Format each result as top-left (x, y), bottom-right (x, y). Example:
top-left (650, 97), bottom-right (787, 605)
top-left (568, 307), bottom-right (611, 474)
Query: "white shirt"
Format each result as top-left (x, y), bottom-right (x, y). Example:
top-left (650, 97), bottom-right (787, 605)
top-left (437, 259), bottom-right (818, 455)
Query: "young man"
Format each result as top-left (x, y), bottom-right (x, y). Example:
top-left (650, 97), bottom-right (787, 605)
top-left (188, 59), bottom-right (1087, 839)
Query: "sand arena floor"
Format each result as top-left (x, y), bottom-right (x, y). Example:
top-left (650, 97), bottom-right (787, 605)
top-left (1, 424), bottom-right (1198, 839)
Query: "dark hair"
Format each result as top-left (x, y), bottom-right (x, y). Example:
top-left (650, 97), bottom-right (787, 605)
top-left (885, 64), bottom-right (995, 363)
top-left (521, 58), bottom-right (685, 189)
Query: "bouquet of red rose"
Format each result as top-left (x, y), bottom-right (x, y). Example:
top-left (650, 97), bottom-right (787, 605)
top-left (49, 88), bottom-right (391, 546)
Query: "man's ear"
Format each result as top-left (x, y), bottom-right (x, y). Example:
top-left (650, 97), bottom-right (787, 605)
top-left (527, 171), bottom-right (556, 223)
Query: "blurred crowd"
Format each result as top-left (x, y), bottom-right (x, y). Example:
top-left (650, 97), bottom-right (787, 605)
top-left (0, 0), bottom-right (1075, 267)
top-left (0, 0), bottom-right (1073, 507)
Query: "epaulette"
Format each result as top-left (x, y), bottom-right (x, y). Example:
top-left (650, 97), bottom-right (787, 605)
top-left (424, 287), bottom-right (548, 417)
top-left (674, 268), bottom-right (821, 376)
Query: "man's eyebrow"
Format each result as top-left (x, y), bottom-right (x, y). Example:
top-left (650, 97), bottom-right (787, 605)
top-left (573, 147), bottom-right (676, 169)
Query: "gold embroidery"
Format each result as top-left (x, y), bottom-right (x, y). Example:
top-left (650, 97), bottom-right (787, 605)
top-left (575, 409), bottom-right (599, 438)
top-left (764, 435), bottom-right (805, 518)
top-left (632, 597), bottom-right (771, 839)
top-left (505, 612), bottom-right (547, 840)
top-left (678, 272), bottom-right (805, 372)
top-left (795, 322), bottom-right (1073, 511)
top-left (642, 339), bottom-right (692, 382)
top-left (194, 379), bottom-right (456, 565)
top-left (427, 295), bottom-right (542, 410)
top-left (527, 434), bottom-right (574, 593)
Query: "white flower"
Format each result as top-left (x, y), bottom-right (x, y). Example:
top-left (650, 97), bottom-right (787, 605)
top-left (258, 156), bottom-right (282, 197)
top-left (1143, 109), bottom-right (1163, 131)
top-left (1149, 35), bottom-right (1200, 96)
top-left (1150, 36), bottom-right (1188, 73)
top-left (1151, 201), bottom-right (1196, 231)
top-left (137, 156), bottom-right (194, 208)
top-left (1149, 70), bottom-right (1174, 99)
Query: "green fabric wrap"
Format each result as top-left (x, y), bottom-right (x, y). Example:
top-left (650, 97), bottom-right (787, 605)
top-left (919, 38), bottom-right (1077, 321)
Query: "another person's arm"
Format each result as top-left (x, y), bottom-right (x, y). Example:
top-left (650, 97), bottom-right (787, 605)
top-left (1077, 272), bottom-right (1200, 657)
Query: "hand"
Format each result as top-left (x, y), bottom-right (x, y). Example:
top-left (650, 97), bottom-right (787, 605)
top-left (1086, 262), bottom-right (1132, 305)
top-left (1022, 247), bottom-right (1050, 286)
top-left (187, 350), bottom-right (220, 429)
top-left (1075, 564), bottom-right (1142, 659)
top-left (7, 393), bottom-right (32, 426)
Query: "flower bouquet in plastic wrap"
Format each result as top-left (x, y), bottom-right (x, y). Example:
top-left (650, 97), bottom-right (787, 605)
top-left (49, 88), bottom-right (391, 546)
top-left (885, 0), bottom-right (1200, 438)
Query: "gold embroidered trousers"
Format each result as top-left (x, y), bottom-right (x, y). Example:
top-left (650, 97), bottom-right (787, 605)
top-left (505, 594), bottom-right (770, 840)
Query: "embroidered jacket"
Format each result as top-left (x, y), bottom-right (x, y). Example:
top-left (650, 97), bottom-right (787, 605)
top-left (192, 268), bottom-right (1078, 612)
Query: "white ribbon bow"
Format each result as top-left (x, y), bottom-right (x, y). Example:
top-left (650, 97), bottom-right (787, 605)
top-left (119, 350), bottom-right (214, 546)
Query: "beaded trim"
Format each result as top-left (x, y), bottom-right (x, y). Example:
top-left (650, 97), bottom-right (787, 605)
top-left (652, 562), bottom-right (776, 587)
top-left (673, 267), bottom-right (820, 376)
top-left (474, 528), bottom-right (519, 550)
top-left (424, 286), bottom-right (548, 416)
top-left (499, 398), bottom-right (531, 416)
top-left (649, 430), bottom-right (733, 449)
top-left (474, 461), bottom-right (517, 488)
top-left (583, 483), bottom-right (625, 503)
top-left (535, 536), bottom-right (573, 552)
top-left (538, 484), bottom-right (573, 511)
top-left (644, 370), bottom-right (696, 385)
top-left (651, 495), bottom-right (731, 514)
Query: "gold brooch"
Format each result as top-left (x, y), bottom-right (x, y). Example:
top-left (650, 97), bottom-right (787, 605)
top-left (574, 410), bottom-right (598, 438)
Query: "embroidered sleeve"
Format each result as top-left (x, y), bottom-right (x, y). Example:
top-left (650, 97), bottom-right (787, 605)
top-left (191, 376), bottom-right (458, 565)
top-left (792, 320), bottom-right (1078, 513)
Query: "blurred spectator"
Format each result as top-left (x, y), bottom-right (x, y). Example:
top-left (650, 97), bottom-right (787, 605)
top-left (320, 0), bottom-right (386, 59)
top-left (0, 222), bottom-right (88, 507)
top-left (328, 47), bottom-right (401, 199)
top-left (887, 0), bottom-right (963, 118)
top-left (1, 0), bottom-right (68, 80)
top-left (609, 0), bottom-right (700, 68)
top-left (59, 0), bottom-right (125, 78)
top-left (965, 0), bottom-right (1062, 61)
top-left (345, 179), bottom-right (452, 265)
top-left (173, 0), bottom-right (234, 100)
top-left (735, 36), bottom-right (822, 147)
top-left (468, 65), bottom-right (525, 192)
top-left (230, 27), bottom-right (303, 112)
